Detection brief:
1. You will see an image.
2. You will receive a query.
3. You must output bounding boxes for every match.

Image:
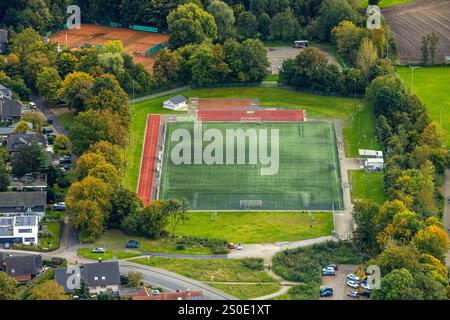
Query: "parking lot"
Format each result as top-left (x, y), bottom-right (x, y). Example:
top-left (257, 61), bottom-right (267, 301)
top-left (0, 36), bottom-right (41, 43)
top-left (320, 264), bottom-right (368, 300)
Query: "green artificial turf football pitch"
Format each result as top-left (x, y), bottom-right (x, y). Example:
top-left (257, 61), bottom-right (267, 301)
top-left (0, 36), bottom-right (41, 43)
top-left (159, 121), bottom-right (343, 210)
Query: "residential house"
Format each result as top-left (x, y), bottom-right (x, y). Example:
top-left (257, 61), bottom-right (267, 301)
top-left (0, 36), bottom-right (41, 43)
top-left (163, 95), bottom-right (187, 111)
top-left (55, 261), bottom-right (121, 294)
top-left (132, 288), bottom-right (204, 300)
top-left (0, 192), bottom-right (46, 218)
top-left (0, 96), bottom-right (22, 121)
top-left (9, 173), bottom-right (47, 192)
top-left (0, 215), bottom-right (40, 246)
top-left (0, 253), bottom-right (42, 282)
top-left (0, 84), bottom-right (12, 99)
top-left (0, 30), bottom-right (7, 54)
top-left (7, 133), bottom-right (47, 153)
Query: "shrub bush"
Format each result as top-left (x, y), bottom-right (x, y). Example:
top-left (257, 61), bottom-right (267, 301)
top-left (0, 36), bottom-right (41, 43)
top-left (242, 257), bottom-right (265, 271)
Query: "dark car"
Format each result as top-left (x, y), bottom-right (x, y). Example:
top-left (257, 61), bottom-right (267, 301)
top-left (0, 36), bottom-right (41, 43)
top-left (327, 264), bottom-right (338, 270)
top-left (320, 287), bottom-right (333, 297)
top-left (360, 290), bottom-right (371, 298)
top-left (127, 240), bottom-right (141, 249)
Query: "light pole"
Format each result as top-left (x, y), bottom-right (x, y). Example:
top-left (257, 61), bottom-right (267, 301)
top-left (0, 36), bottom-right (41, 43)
top-left (409, 66), bottom-right (420, 94)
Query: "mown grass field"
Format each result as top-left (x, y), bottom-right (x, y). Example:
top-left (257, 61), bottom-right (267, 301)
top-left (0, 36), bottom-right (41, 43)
top-left (211, 283), bottom-right (282, 300)
top-left (349, 171), bottom-right (387, 205)
top-left (126, 87), bottom-right (377, 190)
top-left (133, 257), bottom-right (276, 283)
top-left (397, 66), bottom-right (450, 148)
top-left (91, 229), bottom-right (215, 255)
top-left (360, 0), bottom-right (415, 8)
top-left (77, 248), bottom-right (141, 260)
top-left (160, 122), bottom-right (343, 211)
top-left (177, 212), bottom-right (333, 243)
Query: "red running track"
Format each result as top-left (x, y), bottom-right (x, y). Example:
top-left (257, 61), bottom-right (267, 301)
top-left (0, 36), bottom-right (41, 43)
top-left (137, 114), bottom-right (161, 207)
top-left (197, 110), bottom-right (305, 122)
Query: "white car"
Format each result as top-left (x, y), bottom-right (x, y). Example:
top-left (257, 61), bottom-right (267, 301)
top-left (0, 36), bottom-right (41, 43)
top-left (236, 243), bottom-right (243, 250)
top-left (347, 274), bottom-right (360, 282)
top-left (92, 247), bottom-right (106, 253)
top-left (151, 289), bottom-right (160, 296)
top-left (361, 282), bottom-right (371, 290)
top-left (347, 280), bottom-right (359, 289)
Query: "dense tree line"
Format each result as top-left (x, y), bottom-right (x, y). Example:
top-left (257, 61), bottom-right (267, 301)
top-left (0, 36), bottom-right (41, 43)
top-left (350, 73), bottom-right (450, 299)
top-left (1, 0), bottom-right (362, 43)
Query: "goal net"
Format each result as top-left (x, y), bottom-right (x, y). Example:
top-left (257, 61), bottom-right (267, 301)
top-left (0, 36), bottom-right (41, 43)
top-left (240, 200), bottom-right (263, 209)
top-left (240, 117), bottom-right (262, 124)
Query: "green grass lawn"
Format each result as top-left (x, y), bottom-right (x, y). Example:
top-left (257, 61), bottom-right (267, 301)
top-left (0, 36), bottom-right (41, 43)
top-left (211, 283), bottom-right (282, 300)
top-left (91, 229), bottom-right (215, 255)
top-left (161, 122), bottom-right (343, 211)
top-left (397, 66), bottom-right (450, 148)
top-left (360, 0), bottom-right (415, 8)
top-left (133, 257), bottom-right (276, 283)
top-left (38, 222), bottom-right (61, 250)
top-left (349, 171), bottom-right (387, 205)
top-left (270, 283), bottom-right (319, 300)
top-left (177, 212), bottom-right (333, 244)
top-left (56, 110), bottom-right (75, 131)
top-left (77, 248), bottom-right (141, 260)
top-left (264, 74), bottom-right (279, 82)
top-left (127, 87), bottom-right (375, 190)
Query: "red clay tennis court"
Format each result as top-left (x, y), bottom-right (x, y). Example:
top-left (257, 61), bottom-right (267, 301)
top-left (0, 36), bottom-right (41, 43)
top-left (49, 24), bottom-right (169, 72)
top-left (137, 114), bottom-right (161, 206)
top-left (191, 98), bottom-right (260, 111)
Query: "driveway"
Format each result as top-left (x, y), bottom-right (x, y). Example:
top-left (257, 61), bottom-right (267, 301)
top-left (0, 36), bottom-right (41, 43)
top-left (30, 93), bottom-right (69, 136)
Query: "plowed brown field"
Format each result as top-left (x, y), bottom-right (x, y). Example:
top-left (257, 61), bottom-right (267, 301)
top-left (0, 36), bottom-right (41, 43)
top-left (383, 0), bottom-right (450, 63)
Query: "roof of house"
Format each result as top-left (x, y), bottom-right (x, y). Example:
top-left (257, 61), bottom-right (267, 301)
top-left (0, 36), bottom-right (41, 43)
top-left (0, 30), bottom-right (7, 43)
top-left (55, 261), bottom-right (121, 293)
top-left (0, 97), bottom-right (21, 119)
top-left (7, 133), bottom-right (47, 152)
top-left (165, 95), bottom-right (186, 105)
top-left (0, 85), bottom-right (12, 99)
top-left (9, 174), bottom-right (47, 189)
top-left (0, 192), bottom-right (46, 208)
top-left (5, 254), bottom-right (42, 277)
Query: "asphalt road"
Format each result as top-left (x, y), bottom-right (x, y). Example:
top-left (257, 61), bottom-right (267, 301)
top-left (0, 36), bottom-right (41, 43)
top-left (30, 93), bottom-right (69, 136)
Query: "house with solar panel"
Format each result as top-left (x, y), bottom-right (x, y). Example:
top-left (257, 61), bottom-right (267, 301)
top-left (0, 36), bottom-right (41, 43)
top-left (0, 215), bottom-right (40, 246)
top-left (163, 95), bottom-right (187, 111)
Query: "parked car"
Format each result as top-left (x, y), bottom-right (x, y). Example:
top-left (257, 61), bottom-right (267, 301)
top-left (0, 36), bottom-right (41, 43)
top-left (347, 274), bottom-right (360, 282)
top-left (3, 243), bottom-right (10, 249)
top-left (360, 290), bottom-right (371, 298)
top-left (59, 155), bottom-right (72, 164)
top-left (236, 243), bottom-right (243, 250)
top-left (228, 243), bottom-right (236, 249)
top-left (347, 280), bottom-right (359, 289)
top-left (327, 264), bottom-right (338, 270)
top-left (361, 282), bottom-right (371, 290)
top-left (320, 287), bottom-right (333, 297)
top-left (29, 102), bottom-right (36, 109)
top-left (347, 291), bottom-right (359, 298)
top-left (322, 267), bottom-right (335, 276)
top-left (42, 127), bottom-right (54, 134)
top-left (92, 247), bottom-right (106, 253)
top-left (53, 202), bottom-right (66, 211)
top-left (151, 289), bottom-right (160, 296)
top-left (127, 240), bottom-right (140, 249)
